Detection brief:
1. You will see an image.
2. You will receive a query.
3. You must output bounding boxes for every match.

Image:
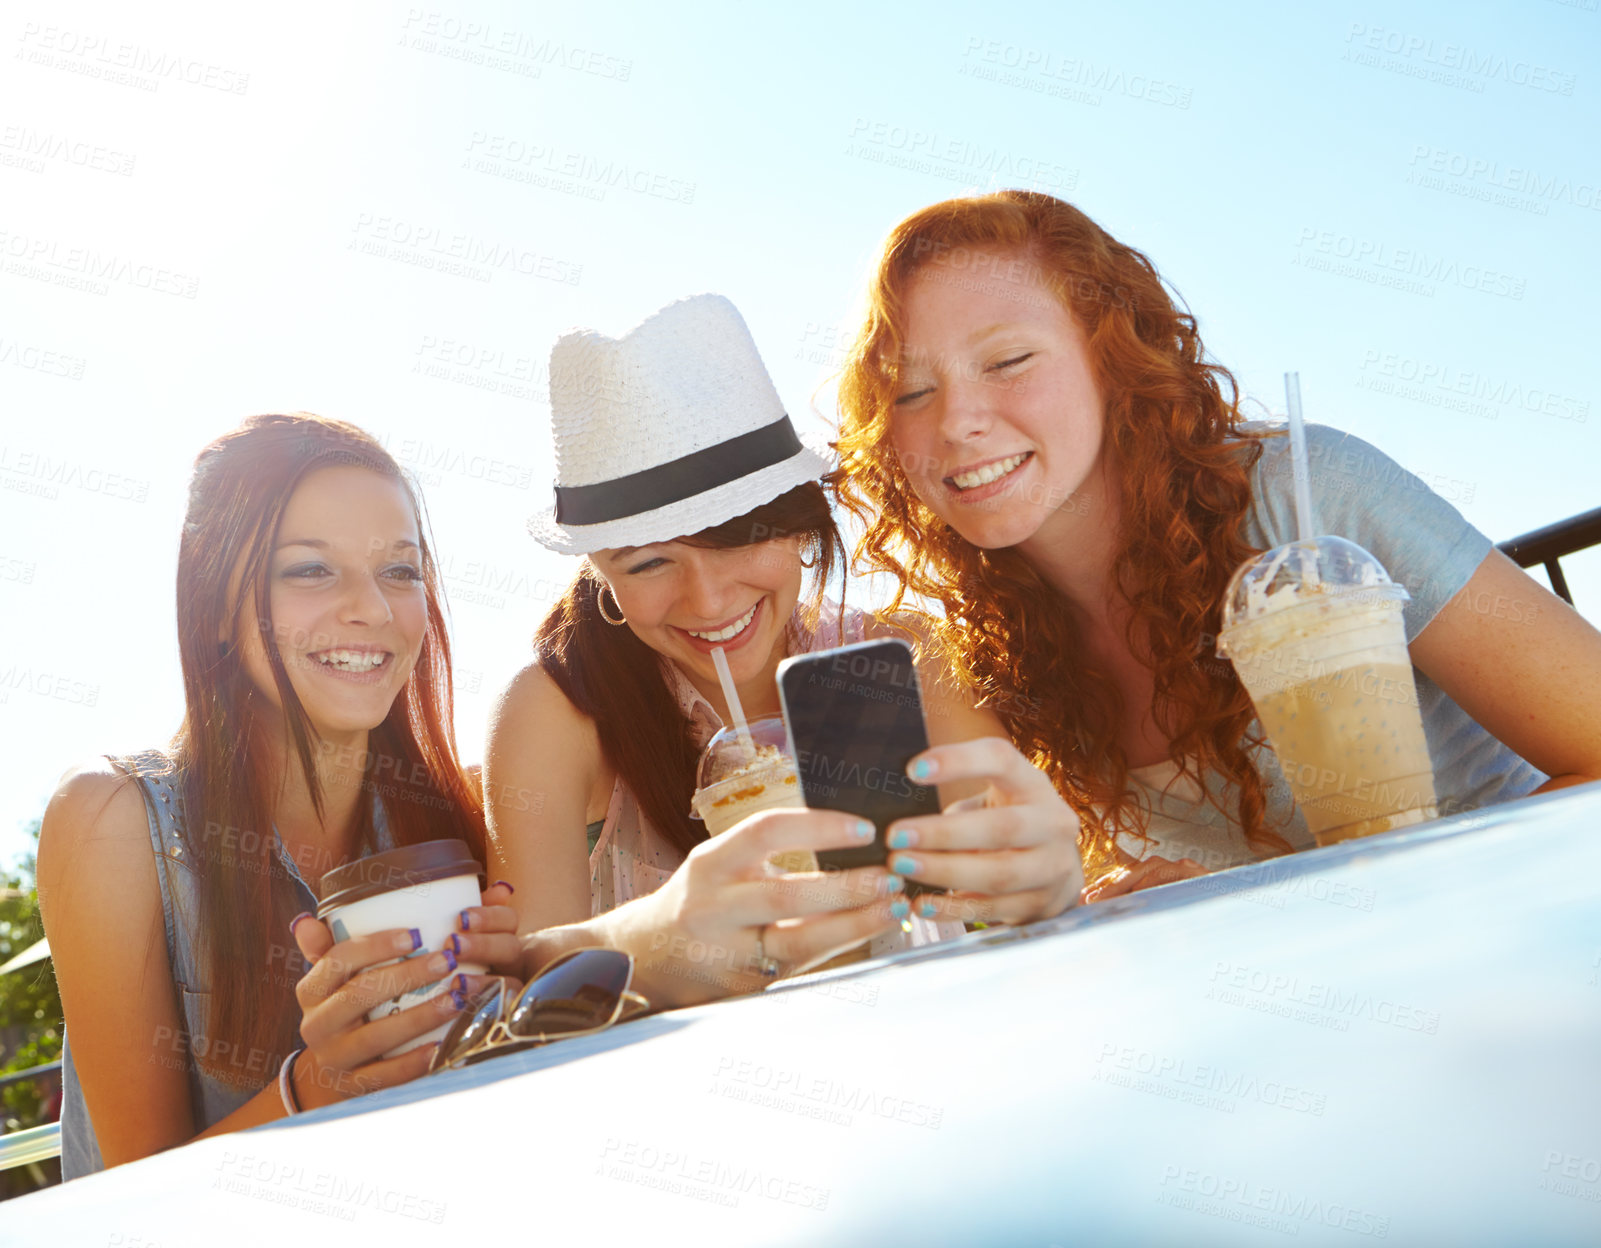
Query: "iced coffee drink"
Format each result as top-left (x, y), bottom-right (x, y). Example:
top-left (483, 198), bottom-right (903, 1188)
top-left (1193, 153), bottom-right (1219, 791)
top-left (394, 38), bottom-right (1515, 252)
top-left (1217, 537), bottom-right (1439, 845)
top-left (691, 717), bottom-right (816, 872)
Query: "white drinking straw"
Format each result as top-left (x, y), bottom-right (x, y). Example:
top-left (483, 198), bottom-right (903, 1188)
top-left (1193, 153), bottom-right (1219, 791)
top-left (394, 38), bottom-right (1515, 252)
top-left (1284, 371), bottom-right (1317, 545)
top-left (711, 646), bottom-right (756, 756)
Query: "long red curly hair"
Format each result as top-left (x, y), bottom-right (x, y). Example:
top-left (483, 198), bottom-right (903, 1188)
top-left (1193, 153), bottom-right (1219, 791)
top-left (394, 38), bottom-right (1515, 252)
top-left (832, 191), bottom-right (1292, 880)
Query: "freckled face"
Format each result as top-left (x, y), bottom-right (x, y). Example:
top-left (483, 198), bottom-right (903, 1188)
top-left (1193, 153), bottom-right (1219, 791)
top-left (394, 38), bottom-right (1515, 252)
top-left (231, 466), bottom-right (427, 738)
top-left (888, 250), bottom-right (1107, 550)
top-left (591, 536), bottom-right (806, 688)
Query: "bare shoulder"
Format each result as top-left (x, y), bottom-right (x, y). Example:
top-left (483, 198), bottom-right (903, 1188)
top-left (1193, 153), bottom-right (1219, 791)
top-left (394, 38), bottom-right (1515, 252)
top-left (39, 758), bottom-right (151, 871)
top-left (491, 660), bottom-right (599, 746)
top-left (37, 757), bottom-right (166, 982)
top-left (485, 660), bottom-right (604, 817)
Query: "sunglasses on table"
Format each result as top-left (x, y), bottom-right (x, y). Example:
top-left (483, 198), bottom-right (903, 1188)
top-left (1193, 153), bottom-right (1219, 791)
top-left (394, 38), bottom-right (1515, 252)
top-left (429, 947), bottom-right (650, 1074)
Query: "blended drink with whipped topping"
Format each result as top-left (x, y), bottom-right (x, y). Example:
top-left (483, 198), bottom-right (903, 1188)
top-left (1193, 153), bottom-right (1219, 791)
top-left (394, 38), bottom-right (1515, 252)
top-left (1218, 537), bottom-right (1438, 845)
top-left (692, 720), bottom-right (815, 872)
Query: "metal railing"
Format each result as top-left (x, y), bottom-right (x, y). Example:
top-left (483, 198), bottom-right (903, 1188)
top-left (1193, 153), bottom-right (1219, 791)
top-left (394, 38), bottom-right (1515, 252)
top-left (0, 1060), bottom-right (62, 1175)
top-left (1497, 506), bottom-right (1601, 607)
top-left (0, 1122), bottom-right (60, 1172)
top-left (0, 1060), bottom-right (59, 1092)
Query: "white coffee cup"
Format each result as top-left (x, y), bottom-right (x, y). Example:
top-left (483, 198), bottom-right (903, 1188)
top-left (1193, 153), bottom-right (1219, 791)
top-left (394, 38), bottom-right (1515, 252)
top-left (318, 839), bottom-right (487, 1056)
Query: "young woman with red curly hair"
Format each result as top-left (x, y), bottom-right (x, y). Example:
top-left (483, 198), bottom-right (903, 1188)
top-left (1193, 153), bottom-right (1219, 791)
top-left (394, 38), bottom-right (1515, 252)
top-left (833, 191), bottom-right (1601, 898)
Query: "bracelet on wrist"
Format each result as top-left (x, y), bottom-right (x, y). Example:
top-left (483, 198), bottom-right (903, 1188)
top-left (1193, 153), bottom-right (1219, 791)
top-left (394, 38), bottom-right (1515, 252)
top-left (278, 1047), bottom-right (305, 1116)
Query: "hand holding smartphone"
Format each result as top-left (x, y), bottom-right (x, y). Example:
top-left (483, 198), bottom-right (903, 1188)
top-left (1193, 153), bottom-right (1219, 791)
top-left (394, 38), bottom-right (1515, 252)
top-left (777, 638), bottom-right (946, 898)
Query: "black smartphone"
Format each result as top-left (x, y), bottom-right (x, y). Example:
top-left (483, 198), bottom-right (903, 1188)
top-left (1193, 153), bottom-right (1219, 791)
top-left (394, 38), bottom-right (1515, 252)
top-left (776, 637), bottom-right (945, 897)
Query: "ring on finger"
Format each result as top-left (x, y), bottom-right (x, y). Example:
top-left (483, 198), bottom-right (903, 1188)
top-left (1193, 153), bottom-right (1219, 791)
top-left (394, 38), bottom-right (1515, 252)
top-left (754, 926), bottom-right (781, 979)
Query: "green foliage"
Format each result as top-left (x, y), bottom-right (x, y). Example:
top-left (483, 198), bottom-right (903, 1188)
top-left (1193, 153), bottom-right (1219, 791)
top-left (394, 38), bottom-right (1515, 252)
top-left (1, 819), bottom-right (62, 1130)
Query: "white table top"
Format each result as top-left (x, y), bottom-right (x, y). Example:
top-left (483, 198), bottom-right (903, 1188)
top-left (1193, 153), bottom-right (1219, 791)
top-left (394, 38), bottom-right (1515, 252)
top-left (13, 784), bottom-right (1601, 1245)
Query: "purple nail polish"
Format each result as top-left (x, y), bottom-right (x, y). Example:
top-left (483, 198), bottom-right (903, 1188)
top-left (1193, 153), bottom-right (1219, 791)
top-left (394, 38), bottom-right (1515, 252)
top-left (459, 909), bottom-right (472, 931)
top-left (448, 933), bottom-right (463, 955)
top-left (442, 949), bottom-right (458, 973)
top-left (289, 912), bottom-right (313, 936)
top-left (450, 990), bottom-right (466, 1010)
top-left (409, 928), bottom-right (423, 951)
top-left (494, 879), bottom-right (516, 895)
top-left (454, 973), bottom-right (468, 994)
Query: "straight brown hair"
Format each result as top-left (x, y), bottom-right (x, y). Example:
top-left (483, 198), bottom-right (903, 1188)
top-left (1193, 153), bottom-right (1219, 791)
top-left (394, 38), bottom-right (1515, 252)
top-left (167, 413), bottom-right (485, 1085)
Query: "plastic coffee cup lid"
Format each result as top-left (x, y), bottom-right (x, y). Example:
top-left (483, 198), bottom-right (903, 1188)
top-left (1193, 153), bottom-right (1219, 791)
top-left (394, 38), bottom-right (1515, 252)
top-left (695, 715), bottom-right (792, 794)
top-left (1219, 535), bottom-right (1409, 640)
top-left (317, 838), bottom-right (485, 917)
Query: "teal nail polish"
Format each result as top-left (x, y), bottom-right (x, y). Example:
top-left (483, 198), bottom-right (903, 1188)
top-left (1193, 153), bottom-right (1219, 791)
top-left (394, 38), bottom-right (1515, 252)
top-left (891, 855), bottom-right (919, 876)
top-left (883, 874), bottom-right (904, 895)
top-left (887, 827), bottom-right (912, 850)
top-left (918, 900), bottom-right (937, 920)
top-left (909, 758), bottom-right (934, 782)
top-left (854, 819), bottom-right (876, 840)
top-left (890, 899), bottom-right (910, 920)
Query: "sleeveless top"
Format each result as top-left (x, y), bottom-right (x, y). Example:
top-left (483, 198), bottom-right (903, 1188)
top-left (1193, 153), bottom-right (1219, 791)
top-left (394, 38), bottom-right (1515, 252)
top-left (59, 750), bottom-right (394, 1180)
top-left (588, 601), bottom-right (963, 957)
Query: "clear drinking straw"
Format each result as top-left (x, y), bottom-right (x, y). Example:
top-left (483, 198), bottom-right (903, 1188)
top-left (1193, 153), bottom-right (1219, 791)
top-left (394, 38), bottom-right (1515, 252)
top-left (1284, 371), bottom-right (1317, 544)
top-left (711, 646), bottom-right (756, 756)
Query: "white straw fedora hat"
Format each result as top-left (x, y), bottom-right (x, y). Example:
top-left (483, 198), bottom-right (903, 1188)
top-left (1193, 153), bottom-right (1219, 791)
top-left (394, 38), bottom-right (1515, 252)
top-left (528, 294), bottom-right (830, 554)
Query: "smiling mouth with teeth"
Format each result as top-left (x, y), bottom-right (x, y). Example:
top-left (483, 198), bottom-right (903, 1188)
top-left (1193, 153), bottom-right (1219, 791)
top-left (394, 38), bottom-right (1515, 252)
top-left (311, 649), bottom-right (392, 673)
top-left (685, 602), bottom-right (759, 643)
top-left (947, 451), bottom-right (1033, 492)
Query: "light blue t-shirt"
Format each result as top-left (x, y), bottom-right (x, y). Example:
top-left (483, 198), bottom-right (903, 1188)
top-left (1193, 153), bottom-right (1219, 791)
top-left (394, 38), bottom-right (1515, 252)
top-left (1122, 422), bottom-right (1546, 870)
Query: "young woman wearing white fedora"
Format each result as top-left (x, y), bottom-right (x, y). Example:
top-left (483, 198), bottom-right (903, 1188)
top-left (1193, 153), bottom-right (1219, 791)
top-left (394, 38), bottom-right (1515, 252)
top-left (489, 294), bottom-right (1085, 1007)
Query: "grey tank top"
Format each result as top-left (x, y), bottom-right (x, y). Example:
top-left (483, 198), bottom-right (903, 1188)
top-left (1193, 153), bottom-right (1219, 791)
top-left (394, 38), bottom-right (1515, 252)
top-left (59, 751), bottom-right (392, 1180)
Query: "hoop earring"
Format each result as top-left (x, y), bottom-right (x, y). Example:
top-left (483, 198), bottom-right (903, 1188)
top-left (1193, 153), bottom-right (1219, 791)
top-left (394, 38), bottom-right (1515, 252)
top-left (798, 550), bottom-right (819, 570)
top-left (597, 584), bottom-right (628, 626)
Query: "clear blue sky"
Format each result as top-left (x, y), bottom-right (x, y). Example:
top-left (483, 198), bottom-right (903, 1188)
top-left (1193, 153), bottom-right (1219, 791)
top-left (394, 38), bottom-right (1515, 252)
top-left (2, 0), bottom-right (1597, 863)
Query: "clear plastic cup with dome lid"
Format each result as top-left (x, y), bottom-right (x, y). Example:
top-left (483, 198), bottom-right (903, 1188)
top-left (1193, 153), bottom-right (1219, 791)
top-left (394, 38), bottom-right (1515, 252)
top-left (1216, 535), bottom-right (1439, 846)
top-left (690, 716), bottom-right (817, 871)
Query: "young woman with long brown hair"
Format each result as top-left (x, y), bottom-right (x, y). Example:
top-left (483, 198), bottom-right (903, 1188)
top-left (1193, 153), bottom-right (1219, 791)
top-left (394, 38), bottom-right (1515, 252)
top-left (38, 414), bottom-right (520, 1176)
top-left (833, 191), bottom-right (1601, 898)
top-left (491, 294), bottom-right (1085, 1006)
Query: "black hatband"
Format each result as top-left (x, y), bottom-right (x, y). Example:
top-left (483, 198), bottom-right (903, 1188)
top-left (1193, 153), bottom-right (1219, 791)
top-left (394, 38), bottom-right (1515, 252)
top-left (553, 417), bottom-right (803, 527)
